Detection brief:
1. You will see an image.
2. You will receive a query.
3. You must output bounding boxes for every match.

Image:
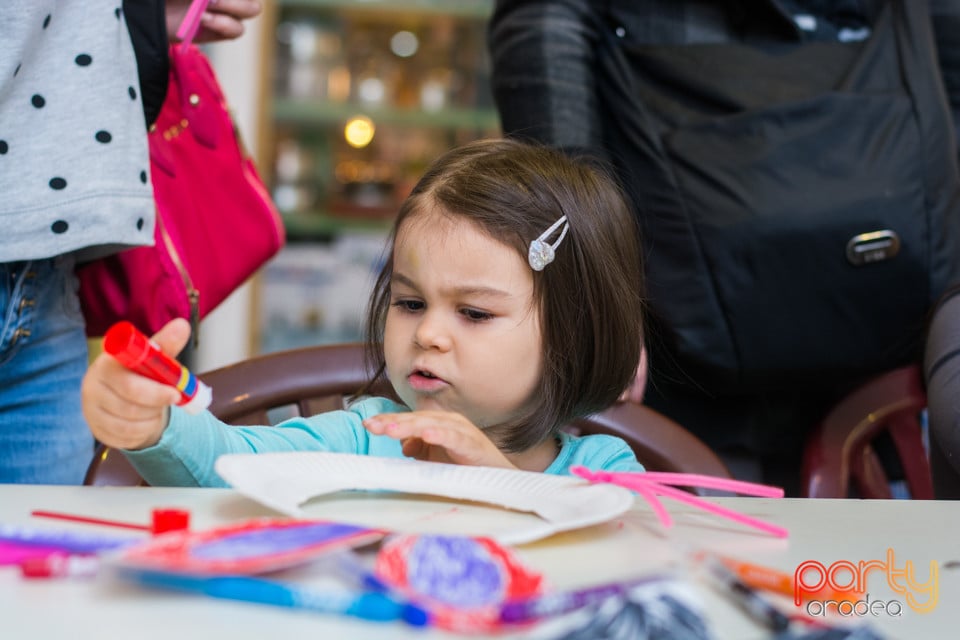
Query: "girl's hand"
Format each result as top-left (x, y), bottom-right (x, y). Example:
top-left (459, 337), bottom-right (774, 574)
top-left (81, 319), bottom-right (192, 451)
top-left (363, 411), bottom-right (516, 469)
top-left (166, 0), bottom-right (262, 43)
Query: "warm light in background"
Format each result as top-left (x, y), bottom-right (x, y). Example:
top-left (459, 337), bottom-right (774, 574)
top-left (390, 30), bottom-right (419, 57)
top-left (344, 116), bottom-right (376, 148)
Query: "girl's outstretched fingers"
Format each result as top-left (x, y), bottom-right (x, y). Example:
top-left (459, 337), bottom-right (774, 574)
top-left (363, 411), bottom-right (514, 469)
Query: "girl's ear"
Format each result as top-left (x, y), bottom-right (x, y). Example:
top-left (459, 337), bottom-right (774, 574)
top-left (619, 348), bottom-right (648, 404)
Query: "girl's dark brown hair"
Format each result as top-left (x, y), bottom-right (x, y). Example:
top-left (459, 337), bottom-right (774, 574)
top-left (364, 138), bottom-right (645, 452)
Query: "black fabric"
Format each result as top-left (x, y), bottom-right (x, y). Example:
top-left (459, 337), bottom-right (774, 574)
top-left (931, 8), bottom-right (960, 143)
top-left (123, 0), bottom-right (169, 128)
top-left (924, 285), bottom-right (960, 498)
top-left (596, 0), bottom-right (960, 396)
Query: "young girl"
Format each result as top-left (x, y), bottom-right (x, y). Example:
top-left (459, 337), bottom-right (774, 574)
top-left (81, 139), bottom-right (647, 487)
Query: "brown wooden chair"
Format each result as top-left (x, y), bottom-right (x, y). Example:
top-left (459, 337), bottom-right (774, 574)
top-left (800, 364), bottom-right (932, 499)
top-left (85, 343), bottom-right (731, 491)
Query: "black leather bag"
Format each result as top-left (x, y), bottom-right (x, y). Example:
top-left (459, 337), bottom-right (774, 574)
top-left (598, 0), bottom-right (960, 394)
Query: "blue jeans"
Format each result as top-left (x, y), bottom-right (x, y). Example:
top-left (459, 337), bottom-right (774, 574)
top-left (0, 256), bottom-right (93, 484)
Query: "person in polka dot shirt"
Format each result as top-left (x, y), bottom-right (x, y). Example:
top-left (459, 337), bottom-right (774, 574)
top-left (0, 0), bottom-right (261, 484)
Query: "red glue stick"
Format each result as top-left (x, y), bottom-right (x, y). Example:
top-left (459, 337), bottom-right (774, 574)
top-left (103, 321), bottom-right (212, 415)
top-left (20, 553), bottom-right (100, 579)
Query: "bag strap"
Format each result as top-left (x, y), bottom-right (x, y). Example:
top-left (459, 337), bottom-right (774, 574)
top-left (159, 0), bottom-right (223, 150)
top-left (175, 0), bottom-right (210, 48)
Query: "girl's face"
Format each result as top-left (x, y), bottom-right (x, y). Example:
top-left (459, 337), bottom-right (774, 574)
top-left (383, 209), bottom-right (543, 432)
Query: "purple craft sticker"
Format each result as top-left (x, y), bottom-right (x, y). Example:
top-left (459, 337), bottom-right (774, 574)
top-left (407, 535), bottom-right (504, 607)
top-left (0, 525), bottom-right (135, 556)
top-left (119, 519), bottom-right (385, 575)
top-left (191, 522), bottom-right (372, 560)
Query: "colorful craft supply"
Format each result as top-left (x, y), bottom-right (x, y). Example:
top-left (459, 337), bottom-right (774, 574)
top-left (524, 578), bottom-right (710, 640)
top-left (117, 518), bottom-right (384, 575)
top-left (499, 574), bottom-right (672, 624)
top-left (20, 553), bottom-right (101, 579)
top-left (571, 467), bottom-right (788, 538)
top-left (374, 534), bottom-right (543, 632)
top-left (701, 554), bottom-right (791, 632)
top-left (103, 321), bottom-right (212, 414)
top-left (120, 569), bottom-right (429, 626)
top-left (31, 508), bottom-right (191, 535)
top-left (693, 552), bottom-right (859, 603)
top-left (0, 524), bottom-right (137, 557)
top-left (1, 523), bottom-right (139, 578)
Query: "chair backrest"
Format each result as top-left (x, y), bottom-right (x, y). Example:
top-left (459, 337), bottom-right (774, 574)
top-left (567, 403), bottom-right (731, 480)
top-left (800, 364), bottom-right (932, 499)
top-left (85, 343), bottom-right (731, 490)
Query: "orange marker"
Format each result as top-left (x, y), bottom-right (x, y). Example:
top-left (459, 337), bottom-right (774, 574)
top-left (697, 553), bottom-right (860, 602)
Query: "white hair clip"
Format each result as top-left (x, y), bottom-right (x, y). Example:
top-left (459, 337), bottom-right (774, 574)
top-left (528, 215), bottom-right (570, 271)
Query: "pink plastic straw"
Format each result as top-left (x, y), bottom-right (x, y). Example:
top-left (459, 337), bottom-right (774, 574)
top-left (571, 466), bottom-right (789, 538)
top-left (175, 0), bottom-right (211, 46)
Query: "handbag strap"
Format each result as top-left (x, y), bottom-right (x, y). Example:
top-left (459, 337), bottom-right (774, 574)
top-left (159, 0), bottom-right (223, 150)
top-left (175, 0), bottom-right (210, 47)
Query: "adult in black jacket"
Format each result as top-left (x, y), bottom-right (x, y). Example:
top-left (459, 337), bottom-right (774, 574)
top-left (490, 0), bottom-right (960, 491)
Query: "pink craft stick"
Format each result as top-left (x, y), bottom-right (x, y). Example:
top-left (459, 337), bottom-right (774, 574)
top-left (645, 482), bottom-right (789, 538)
top-left (571, 467), bottom-right (783, 498)
top-left (631, 482), bottom-right (673, 529)
top-left (638, 472), bottom-right (784, 498)
top-left (571, 467), bottom-right (621, 484)
top-left (571, 466), bottom-right (789, 537)
top-left (176, 0), bottom-right (211, 45)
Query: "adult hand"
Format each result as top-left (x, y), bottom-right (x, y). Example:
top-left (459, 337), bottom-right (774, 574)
top-left (166, 0), bottom-right (262, 43)
top-left (81, 318), bottom-right (192, 451)
top-left (363, 411), bottom-right (516, 469)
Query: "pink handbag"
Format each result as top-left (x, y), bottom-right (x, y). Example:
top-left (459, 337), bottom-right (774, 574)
top-left (78, 8), bottom-right (284, 339)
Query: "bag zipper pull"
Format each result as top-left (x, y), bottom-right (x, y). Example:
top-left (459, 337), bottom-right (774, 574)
top-left (189, 289), bottom-right (200, 348)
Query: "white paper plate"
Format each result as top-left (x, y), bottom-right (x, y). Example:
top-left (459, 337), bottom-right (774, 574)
top-left (215, 452), bottom-right (635, 545)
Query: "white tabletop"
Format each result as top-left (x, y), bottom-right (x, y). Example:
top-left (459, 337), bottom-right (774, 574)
top-left (0, 484), bottom-right (957, 640)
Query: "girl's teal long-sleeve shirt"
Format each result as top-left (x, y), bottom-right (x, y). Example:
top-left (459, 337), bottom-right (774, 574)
top-left (124, 397), bottom-right (644, 487)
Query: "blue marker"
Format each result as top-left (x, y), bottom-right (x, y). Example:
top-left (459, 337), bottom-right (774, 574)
top-left (123, 569), bottom-right (429, 626)
top-left (321, 549), bottom-right (391, 592)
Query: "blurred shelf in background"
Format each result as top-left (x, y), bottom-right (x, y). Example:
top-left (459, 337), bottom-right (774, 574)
top-left (273, 99), bottom-right (499, 131)
top-left (255, 0), bottom-right (498, 353)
